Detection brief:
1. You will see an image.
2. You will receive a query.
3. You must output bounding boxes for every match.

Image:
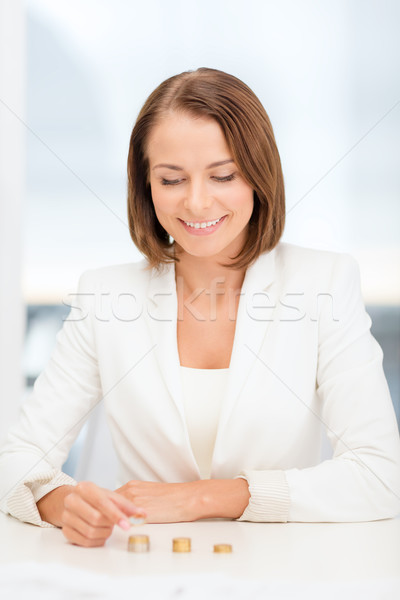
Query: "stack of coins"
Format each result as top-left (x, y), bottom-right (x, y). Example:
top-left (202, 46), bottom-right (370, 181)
top-left (127, 534), bottom-right (150, 553)
top-left (213, 543), bottom-right (233, 553)
top-left (172, 537), bottom-right (191, 553)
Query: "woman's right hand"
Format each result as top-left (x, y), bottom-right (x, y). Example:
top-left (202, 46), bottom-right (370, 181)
top-left (37, 481), bottom-right (146, 547)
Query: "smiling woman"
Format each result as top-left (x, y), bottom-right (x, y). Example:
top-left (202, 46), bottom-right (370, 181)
top-left (0, 67), bottom-right (399, 548)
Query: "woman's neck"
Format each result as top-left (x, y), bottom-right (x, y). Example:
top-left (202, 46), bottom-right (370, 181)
top-left (174, 250), bottom-right (246, 297)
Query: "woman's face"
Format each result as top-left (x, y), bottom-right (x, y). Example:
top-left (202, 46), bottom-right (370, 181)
top-left (146, 111), bottom-right (254, 262)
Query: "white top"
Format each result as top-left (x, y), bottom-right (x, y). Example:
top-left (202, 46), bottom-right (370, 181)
top-left (180, 366), bottom-right (229, 479)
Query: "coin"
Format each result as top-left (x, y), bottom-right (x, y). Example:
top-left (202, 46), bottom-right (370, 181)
top-left (128, 534), bottom-right (150, 552)
top-left (213, 544), bottom-right (233, 553)
top-left (172, 537), bottom-right (191, 552)
top-left (129, 516), bottom-right (146, 526)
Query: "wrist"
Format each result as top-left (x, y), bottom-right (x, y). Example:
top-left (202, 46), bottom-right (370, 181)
top-left (193, 478), bottom-right (250, 520)
top-left (37, 485), bottom-right (75, 527)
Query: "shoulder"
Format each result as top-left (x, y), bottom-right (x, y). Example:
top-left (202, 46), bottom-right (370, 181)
top-left (273, 242), bottom-right (360, 286)
top-left (270, 243), bottom-right (365, 323)
top-left (274, 241), bottom-right (357, 270)
top-left (76, 257), bottom-right (152, 292)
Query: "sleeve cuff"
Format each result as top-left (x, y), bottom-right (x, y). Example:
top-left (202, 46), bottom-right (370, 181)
top-left (6, 469), bottom-right (77, 528)
top-left (235, 469), bottom-right (291, 522)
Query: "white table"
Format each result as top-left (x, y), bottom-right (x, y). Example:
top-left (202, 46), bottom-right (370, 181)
top-left (1, 512), bottom-right (399, 598)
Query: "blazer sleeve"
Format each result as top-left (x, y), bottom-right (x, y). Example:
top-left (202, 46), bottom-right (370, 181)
top-left (236, 253), bottom-right (400, 523)
top-left (0, 270), bottom-right (103, 526)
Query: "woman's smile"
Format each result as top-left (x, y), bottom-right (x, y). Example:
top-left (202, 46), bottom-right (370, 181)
top-left (178, 214), bottom-right (228, 235)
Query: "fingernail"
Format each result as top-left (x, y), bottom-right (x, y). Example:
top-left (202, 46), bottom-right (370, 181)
top-left (118, 519), bottom-right (130, 531)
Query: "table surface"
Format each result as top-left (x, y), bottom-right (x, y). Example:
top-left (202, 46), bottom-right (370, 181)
top-left (1, 512), bottom-right (399, 583)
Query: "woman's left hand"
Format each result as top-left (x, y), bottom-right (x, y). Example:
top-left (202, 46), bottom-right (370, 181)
top-left (115, 478), bottom-right (250, 523)
top-left (114, 480), bottom-right (200, 523)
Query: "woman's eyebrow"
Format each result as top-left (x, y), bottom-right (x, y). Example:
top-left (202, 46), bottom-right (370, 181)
top-left (152, 159), bottom-right (234, 171)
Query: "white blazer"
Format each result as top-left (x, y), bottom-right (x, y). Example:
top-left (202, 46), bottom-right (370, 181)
top-left (1, 242), bottom-right (400, 525)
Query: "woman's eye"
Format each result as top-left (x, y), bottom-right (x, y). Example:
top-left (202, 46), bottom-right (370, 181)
top-left (161, 178), bottom-right (182, 186)
top-left (213, 173), bottom-right (237, 183)
top-left (160, 173), bottom-right (236, 186)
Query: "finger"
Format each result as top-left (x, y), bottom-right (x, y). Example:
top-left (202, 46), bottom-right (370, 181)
top-left (62, 524), bottom-right (108, 548)
top-left (108, 490), bottom-right (147, 518)
top-left (62, 509), bottom-right (113, 542)
top-left (63, 493), bottom-right (112, 527)
top-left (75, 482), bottom-right (146, 530)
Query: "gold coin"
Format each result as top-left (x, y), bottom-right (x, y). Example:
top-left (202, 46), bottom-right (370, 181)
top-left (128, 534), bottom-right (150, 553)
top-left (172, 537), bottom-right (191, 552)
top-left (213, 544), bottom-right (233, 553)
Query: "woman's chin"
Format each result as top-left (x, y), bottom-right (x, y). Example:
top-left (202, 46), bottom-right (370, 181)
top-left (174, 238), bottom-right (216, 256)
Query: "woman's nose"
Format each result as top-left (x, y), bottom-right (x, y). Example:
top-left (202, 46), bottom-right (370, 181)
top-left (183, 180), bottom-right (212, 213)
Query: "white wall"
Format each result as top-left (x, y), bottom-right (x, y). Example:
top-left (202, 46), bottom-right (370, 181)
top-left (23, 0), bottom-right (400, 306)
top-left (0, 0), bottom-right (26, 443)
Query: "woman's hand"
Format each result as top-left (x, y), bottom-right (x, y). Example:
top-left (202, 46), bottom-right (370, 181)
top-left (115, 480), bottom-right (199, 523)
top-left (115, 478), bottom-right (250, 523)
top-left (37, 481), bottom-right (146, 547)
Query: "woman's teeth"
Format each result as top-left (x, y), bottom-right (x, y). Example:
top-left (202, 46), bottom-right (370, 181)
top-left (184, 217), bottom-right (222, 229)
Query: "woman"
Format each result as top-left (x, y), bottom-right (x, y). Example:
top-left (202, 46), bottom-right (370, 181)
top-left (1, 67), bottom-right (399, 548)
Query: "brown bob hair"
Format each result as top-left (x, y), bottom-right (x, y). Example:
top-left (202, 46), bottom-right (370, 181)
top-left (127, 67), bottom-right (285, 271)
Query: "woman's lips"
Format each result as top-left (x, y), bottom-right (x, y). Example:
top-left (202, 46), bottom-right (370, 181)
top-left (179, 215), bottom-right (227, 236)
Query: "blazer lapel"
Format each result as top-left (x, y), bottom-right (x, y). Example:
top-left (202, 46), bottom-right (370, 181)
top-left (145, 261), bottom-right (185, 419)
top-left (215, 248), bottom-right (277, 441)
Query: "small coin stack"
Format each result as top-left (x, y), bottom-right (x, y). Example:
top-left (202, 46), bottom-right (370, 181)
top-left (172, 537), bottom-right (191, 553)
top-left (127, 534), bottom-right (150, 553)
top-left (213, 543), bottom-right (233, 553)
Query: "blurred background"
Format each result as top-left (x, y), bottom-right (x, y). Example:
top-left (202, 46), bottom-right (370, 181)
top-left (1, 0), bottom-right (399, 484)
